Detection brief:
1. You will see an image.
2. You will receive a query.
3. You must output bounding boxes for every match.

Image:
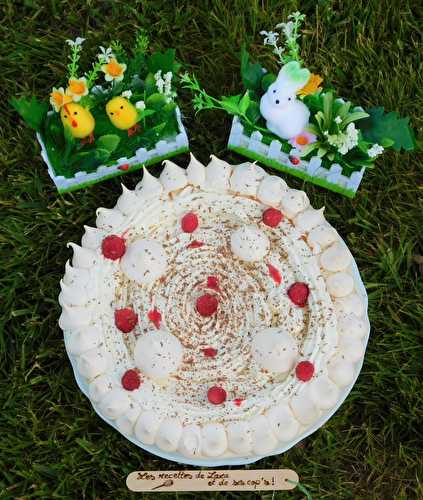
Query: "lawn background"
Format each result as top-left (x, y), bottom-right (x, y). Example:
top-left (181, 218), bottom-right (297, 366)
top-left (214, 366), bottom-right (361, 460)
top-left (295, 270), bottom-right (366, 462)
top-left (1, 0), bottom-right (422, 498)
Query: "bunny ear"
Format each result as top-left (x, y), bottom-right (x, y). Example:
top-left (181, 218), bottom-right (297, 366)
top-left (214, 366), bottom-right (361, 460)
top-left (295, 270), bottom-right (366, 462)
top-left (278, 61), bottom-right (311, 91)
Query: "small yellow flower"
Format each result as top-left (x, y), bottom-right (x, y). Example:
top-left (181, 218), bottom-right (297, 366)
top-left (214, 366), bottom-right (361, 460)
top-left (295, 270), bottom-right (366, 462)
top-left (66, 76), bottom-right (89, 102)
top-left (101, 58), bottom-right (127, 82)
top-left (49, 87), bottom-right (72, 112)
top-left (297, 73), bottom-right (323, 96)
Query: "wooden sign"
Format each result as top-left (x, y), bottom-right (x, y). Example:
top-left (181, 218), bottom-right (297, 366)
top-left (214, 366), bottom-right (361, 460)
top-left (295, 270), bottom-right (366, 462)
top-left (127, 469), bottom-right (298, 492)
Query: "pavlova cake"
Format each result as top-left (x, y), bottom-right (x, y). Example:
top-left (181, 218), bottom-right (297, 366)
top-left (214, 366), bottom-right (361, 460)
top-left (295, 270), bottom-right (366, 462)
top-left (59, 155), bottom-right (370, 464)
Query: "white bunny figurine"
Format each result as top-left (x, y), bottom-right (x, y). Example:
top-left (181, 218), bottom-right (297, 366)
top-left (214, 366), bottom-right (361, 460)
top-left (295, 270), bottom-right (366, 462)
top-left (260, 61), bottom-right (311, 140)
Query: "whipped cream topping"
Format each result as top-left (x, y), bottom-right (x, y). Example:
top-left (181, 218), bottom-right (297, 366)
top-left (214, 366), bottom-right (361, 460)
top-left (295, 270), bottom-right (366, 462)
top-left (60, 155), bottom-right (369, 461)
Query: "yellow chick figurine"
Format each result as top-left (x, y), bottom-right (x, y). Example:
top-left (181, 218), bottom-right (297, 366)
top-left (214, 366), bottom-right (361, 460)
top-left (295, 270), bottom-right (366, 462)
top-left (60, 103), bottom-right (95, 143)
top-left (105, 96), bottom-right (140, 136)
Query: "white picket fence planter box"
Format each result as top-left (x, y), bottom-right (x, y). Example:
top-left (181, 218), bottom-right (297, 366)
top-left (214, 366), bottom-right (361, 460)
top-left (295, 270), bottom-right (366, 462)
top-left (228, 116), bottom-right (365, 198)
top-left (36, 107), bottom-right (189, 194)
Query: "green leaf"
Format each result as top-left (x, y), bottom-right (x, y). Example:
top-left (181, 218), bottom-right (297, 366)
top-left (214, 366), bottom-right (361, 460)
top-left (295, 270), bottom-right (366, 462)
top-left (63, 125), bottom-right (75, 161)
top-left (240, 46), bottom-right (264, 92)
top-left (380, 137), bottom-right (395, 148)
top-left (317, 146), bottom-right (328, 157)
top-left (246, 101), bottom-right (261, 123)
top-left (220, 94), bottom-right (242, 115)
top-left (146, 93), bottom-right (168, 110)
top-left (95, 134), bottom-right (120, 153)
top-left (146, 49), bottom-right (179, 74)
top-left (238, 92), bottom-right (250, 115)
top-left (144, 72), bottom-right (157, 95)
top-left (138, 108), bottom-right (156, 120)
top-left (341, 111), bottom-right (369, 128)
top-left (335, 100), bottom-right (352, 120)
top-left (299, 142), bottom-right (319, 157)
top-left (305, 123), bottom-right (320, 136)
top-left (261, 73), bottom-right (277, 92)
top-left (322, 92), bottom-right (334, 129)
top-left (358, 106), bottom-right (416, 151)
top-left (11, 96), bottom-right (48, 132)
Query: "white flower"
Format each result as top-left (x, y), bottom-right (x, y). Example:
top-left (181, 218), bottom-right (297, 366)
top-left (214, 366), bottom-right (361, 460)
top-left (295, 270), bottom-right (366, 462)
top-left (276, 21), bottom-right (294, 39)
top-left (260, 30), bottom-right (279, 46)
top-left (327, 123), bottom-right (359, 155)
top-left (98, 46), bottom-right (114, 63)
top-left (66, 37), bottom-right (85, 48)
top-left (121, 90), bottom-right (133, 99)
top-left (334, 115), bottom-right (342, 124)
top-left (367, 143), bottom-right (384, 158)
top-left (154, 70), bottom-right (165, 93)
top-left (135, 100), bottom-right (145, 110)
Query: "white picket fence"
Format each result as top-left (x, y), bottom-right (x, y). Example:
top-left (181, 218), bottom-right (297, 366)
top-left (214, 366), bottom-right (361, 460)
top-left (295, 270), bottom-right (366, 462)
top-left (228, 116), bottom-right (365, 195)
top-left (36, 107), bottom-right (189, 193)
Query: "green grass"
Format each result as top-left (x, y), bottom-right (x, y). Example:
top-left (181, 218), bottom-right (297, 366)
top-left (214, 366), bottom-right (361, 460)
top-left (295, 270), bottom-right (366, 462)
top-left (0, 0), bottom-right (422, 498)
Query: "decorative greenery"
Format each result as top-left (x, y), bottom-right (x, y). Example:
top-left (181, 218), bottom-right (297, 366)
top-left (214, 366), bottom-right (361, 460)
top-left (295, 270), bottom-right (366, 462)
top-left (184, 10), bottom-right (415, 180)
top-left (11, 30), bottom-right (183, 178)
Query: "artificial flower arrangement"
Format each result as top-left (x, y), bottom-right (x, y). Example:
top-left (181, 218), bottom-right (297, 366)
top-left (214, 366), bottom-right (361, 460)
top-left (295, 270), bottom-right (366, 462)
top-left (181, 12), bottom-right (415, 197)
top-left (12, 32), bottom-right (189, 193)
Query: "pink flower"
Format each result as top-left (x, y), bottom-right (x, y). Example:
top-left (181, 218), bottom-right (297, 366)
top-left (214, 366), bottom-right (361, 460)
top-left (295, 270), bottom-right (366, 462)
top-left (289, 131), bottom-right (317, 150)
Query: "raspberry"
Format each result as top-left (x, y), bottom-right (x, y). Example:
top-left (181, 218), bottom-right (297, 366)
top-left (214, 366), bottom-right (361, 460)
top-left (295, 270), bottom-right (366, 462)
top-left (121, 369), bottom-right (142, 390)
top-left (101, 235), bottom-right (126, 260)
top-left (295, 361), bottom-right (315, 382)
top-left (114, 307), bottom-right (138, 333)
top-left (262, 208), bottom-right (283, 227)
top-left (196, 293), bottom-right (218, 317)
top-left (187, 240), bottom-right (204, 249)
top-left (147, 308), bottom-right (161, 329)
top-left (267, 263), bottom-right (282, 285)
top-left (206, 276), bottom-right (220, 291)
top-left (202, 347), bottom-right (218, 357)
top-left (233, 398), bottom-right (244, 407)
top-left (287, 282), bottom-right (310, 307)
top-left (207, 386), bottom-right (227, 405)
top-left (181, 212), bottom-right (199, 233)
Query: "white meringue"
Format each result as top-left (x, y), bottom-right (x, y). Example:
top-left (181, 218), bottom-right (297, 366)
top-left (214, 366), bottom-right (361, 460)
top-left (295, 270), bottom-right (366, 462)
top-left (290, 386), bottom-right (320, 425)
top-left (328, 354), bottom-right (355, 387)
top-left (186, 153), bottom-right (206, 187)
top-left (227, 421), bottom-right (253, 455)
top-left (230, 225), bottom-right (269, 262)
top-left (267, 403), bottom-right (300, 442)
top-left (66, 325), bottom-right (103, 355)
top-left (338, 337), bottom-right (365, 363)
top-left (178, 424), bottom-right (202, 457)
top-left (81, 226), bottom-right (105, 249)
top-left (334, 293), bottom-right (365, 317)
top-left (307, 224), bottom-right (338, 254)
top-left (204, 155), bottom-right (232, 192)
top-left (320, 242), bottom-right (352, 272)
top-left (116, 403), bottom-right (142, 436)
top-left (250, 415), bottom-right (278, 455)
top-left (76, 347), bottom-right (108, 380)
top-left (59, 303), bottom-right (93, 330)
top-left (99, 389), bottom-right (131, 420)
top-left (201, 423), bottom-right (227, 457)
top-left (280, 189), bottom-right (309, 218)
top-left (59, 280), bottom-right (92, 307)
top-left (68, 243), bottom-right (97, 269)
top-left (116, 184), bottom-right (141, 215)
top-left (252, 327), bottom-right (298, 374)
top-left (96, 207), bottom-right (125, 230)
top-left (134, 329), bottom-right (183, 380)
top-left (257, 175), bottom-right (288, 207)
top-left (88, 374), bottom-right (114, 403)
top-left (230, 162), bottom-right (265, 196)
top-left (134, 410), bottom-right (162, 445)
top-left (155, 418), bottom-right (183, 452)
top-left (120, 239), bottom-right (167, 285)
top-left (160, 160), bottom-right (188, 193)
top-left (337, 313), bottom-right (368, 339)
top-left (309, 375), bottom-right (340, 410)
top-left (326, 272), bottom-right (355, 298)
top-left (294, 207), bottom-right (325, 232)
top-left (135, 167), bottom-right (163, 199)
